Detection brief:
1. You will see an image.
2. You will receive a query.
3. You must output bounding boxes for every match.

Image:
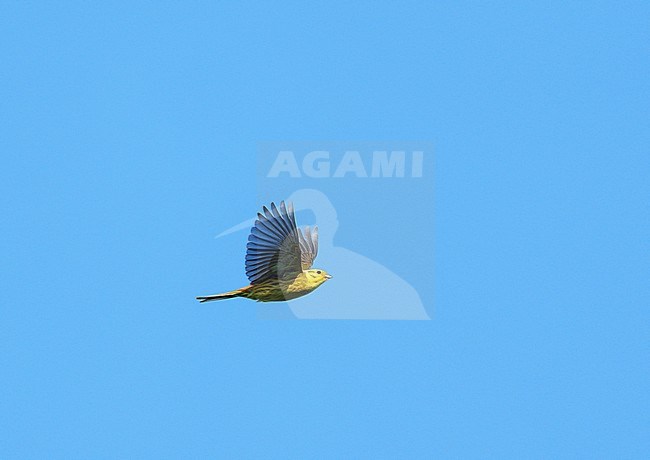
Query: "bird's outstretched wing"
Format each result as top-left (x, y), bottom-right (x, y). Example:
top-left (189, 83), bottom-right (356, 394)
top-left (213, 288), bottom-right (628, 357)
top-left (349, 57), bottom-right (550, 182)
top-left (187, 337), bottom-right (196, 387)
top-left (298, 225), bottom-right (318, 270)
top-left (245, 201), bottom-right (306, 284)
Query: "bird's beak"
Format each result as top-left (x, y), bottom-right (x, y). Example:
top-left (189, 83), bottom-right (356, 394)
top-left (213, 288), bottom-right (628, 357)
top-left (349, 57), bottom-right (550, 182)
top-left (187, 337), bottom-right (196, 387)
top-left (325, 274), bottom-right (333, 279)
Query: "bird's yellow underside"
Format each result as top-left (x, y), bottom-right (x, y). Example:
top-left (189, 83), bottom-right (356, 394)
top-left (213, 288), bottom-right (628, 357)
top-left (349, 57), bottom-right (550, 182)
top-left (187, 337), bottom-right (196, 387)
top-left (224, 270), bottom-right (330, 302)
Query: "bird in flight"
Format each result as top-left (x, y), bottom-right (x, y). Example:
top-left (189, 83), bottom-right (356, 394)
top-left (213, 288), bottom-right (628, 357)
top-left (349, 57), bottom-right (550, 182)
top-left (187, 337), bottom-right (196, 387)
top-left (197, 201), bottom-right (332, 302)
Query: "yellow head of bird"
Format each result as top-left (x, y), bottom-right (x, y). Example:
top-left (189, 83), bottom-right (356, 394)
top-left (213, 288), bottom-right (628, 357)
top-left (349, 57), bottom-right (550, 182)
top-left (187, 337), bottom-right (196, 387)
top-left (305, 268), bottom-right (332, 287)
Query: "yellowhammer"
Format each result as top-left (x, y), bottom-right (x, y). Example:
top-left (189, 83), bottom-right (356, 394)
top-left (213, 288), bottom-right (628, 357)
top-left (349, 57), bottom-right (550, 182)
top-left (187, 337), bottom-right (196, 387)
top-left (196, 201), bottom-right (332, 302)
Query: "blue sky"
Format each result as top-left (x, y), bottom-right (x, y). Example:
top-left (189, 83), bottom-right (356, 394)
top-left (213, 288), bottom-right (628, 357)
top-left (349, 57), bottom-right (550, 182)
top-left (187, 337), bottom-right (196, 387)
top-left (1, 1), bottom-right (648, 458)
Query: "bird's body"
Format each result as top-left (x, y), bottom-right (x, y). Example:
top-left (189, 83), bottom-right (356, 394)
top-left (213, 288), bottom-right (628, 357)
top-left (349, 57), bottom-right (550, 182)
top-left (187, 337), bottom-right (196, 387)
top-left (197, 269), bottom-right (330, 302)
top-left (197, 202), bottom-right (332, 303)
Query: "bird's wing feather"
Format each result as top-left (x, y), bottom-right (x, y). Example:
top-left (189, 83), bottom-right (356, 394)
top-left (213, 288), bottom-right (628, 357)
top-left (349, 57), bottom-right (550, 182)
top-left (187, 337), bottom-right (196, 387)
top-left (245, 201), bottom-right (304, 284)
top-left (298, 225), bottom-right (319, 269)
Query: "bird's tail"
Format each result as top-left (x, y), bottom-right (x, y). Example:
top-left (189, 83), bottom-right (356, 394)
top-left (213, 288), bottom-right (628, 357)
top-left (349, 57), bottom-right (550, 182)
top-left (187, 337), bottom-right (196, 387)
top-left (196, 286), bottom-right (249, 303)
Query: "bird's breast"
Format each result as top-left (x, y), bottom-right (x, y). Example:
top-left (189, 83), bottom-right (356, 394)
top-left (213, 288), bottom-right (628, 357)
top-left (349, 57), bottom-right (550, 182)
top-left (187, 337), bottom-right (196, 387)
top-left (279, 274), bottom-right (315, 297)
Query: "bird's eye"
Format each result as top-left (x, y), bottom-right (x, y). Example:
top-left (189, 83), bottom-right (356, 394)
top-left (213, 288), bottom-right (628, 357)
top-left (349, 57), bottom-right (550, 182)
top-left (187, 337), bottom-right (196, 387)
top-left (317, 270), bottom-right (321, 274)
